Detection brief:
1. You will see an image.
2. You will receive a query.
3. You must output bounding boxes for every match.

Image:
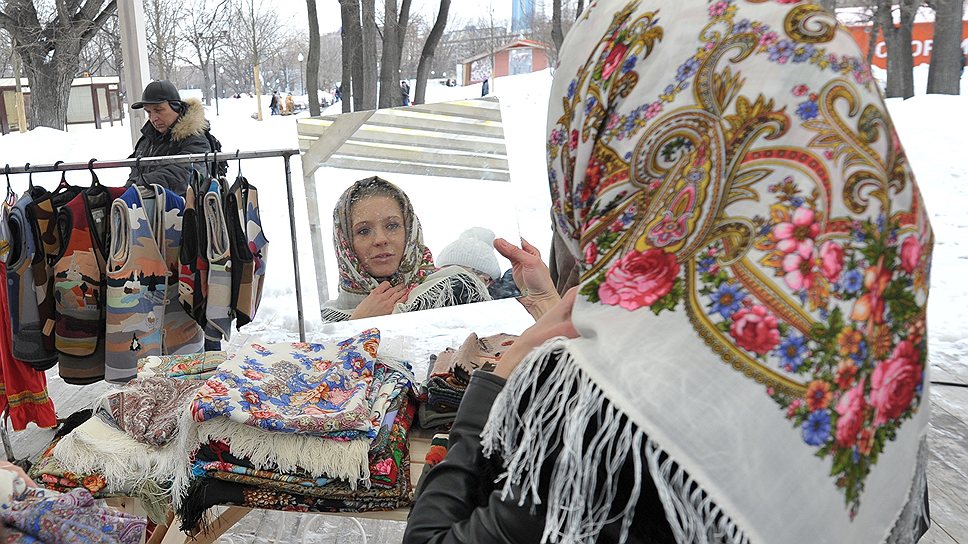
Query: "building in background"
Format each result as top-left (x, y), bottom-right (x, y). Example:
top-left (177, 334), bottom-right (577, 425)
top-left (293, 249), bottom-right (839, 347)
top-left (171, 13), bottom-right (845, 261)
top-left (0, 76), bottom-right (123, 135)
top-left (511, 0), bottom-right (535, 34)
top-left (460, 39), bottom-right (550, 86)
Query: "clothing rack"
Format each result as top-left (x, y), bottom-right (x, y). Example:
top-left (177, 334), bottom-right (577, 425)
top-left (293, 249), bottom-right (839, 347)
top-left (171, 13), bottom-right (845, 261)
top-left (1, 149), bottom-right (307, 463)
top-left (2, 149), bottom-right (305, 342)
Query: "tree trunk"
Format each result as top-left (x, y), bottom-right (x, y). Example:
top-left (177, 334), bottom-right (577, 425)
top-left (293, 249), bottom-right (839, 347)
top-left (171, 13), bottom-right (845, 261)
top-left (576, 0), bottom-right (584, 20)
top-left (877, 0), bottom-right (916, 99)
top-left (551, 0), bottom-right (564, 55)
top-left (202, 61), bottom-right (213, 105)
top-left (926, 0), bottom-right (963, 95)
top-left (19, 44), bottom-right (78, 130)
top-left (339, 1), bottom-right (354, 113)
top-left (414, 0), bottom-right (450, 105)
top-left (379, 0), bottom-right (402, 108)
top-left (361, 0), bottom-right (378, 110)
top-left (307, 0), bottom-right (322, 115)
top-left (342, 0), bottom-right (364, 112)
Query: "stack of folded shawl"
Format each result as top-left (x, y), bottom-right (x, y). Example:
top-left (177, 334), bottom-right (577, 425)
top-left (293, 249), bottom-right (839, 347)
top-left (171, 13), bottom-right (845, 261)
top-left (174, 328), bottom-right (417, 531)
top-left (418, 332), bottom-right (515, 430)
top-left (31, 352), bottom-right (226, 523)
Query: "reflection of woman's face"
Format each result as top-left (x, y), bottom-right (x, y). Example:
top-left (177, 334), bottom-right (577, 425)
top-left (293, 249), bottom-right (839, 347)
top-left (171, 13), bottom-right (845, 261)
top-left (350, 195), bottom-right (406, 279)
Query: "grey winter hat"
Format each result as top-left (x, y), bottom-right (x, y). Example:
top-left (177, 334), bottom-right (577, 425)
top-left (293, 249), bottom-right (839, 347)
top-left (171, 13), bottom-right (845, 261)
top-left (132, 80), bottom-right (181, 109)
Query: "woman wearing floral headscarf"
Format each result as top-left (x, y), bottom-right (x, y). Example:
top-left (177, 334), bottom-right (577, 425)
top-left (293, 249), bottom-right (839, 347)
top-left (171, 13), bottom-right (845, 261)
top-left (405, 1), bottom-right (932, 543)
top-left (321, 176), bottom-right (492, 322)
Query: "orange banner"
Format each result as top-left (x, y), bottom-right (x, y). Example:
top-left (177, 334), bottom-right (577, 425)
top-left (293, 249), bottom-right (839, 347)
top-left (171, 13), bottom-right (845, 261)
top-left (847, 20), bottom-right (968, 69)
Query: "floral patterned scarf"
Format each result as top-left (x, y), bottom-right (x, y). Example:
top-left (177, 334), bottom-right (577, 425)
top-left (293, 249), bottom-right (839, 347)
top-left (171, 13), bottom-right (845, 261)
top-left (324, 177), bottom-right (437, 318)
top-left (482, 2), bottom-right (932, 543)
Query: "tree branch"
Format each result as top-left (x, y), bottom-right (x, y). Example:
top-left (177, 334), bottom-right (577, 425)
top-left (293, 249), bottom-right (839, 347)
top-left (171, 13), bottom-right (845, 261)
top-left (79, 0), bottom-right (117, 48)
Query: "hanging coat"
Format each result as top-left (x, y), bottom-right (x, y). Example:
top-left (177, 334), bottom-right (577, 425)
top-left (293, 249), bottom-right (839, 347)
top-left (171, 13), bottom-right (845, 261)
top-left (105, 185), bottom-right (202, 383)
top-left (5, 188), bottom-right (58, 370)
top-left (225, 177), bottom-right (268, 328)
top-left (0, 196), bottom-right (56, 430)
top-left (178, 171), bottom-right (210, 329)
top-left (53, 186), bottom-right (125, 384)
top-left (203, 180), bottom-right (233, 341)
top-left (27, 185), bottom-right (83, 355)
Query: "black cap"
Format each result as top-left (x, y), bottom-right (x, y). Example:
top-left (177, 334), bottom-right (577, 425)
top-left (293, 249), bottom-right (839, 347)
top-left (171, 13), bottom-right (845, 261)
top-left (131, 80), bottom-right (181, 109)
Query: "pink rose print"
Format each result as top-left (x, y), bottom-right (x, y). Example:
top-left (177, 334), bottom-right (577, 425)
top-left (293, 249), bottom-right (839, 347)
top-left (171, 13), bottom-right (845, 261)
top-left (819, 240), bottom-right (844, 282)
top-left (870, 341), bottom-right (922, 426)
top-left (569, 129), bottom-right (579, 151)
top-left (792, 84), bottom-right (809, 97)
top-left (598, 248), bottom-right (680, 310)
top-left (729, 304), bottom-right (781, 355)
top-left (835, 378), bottom-right (867, 447)
top-left (644, 101), bottom-right (663, 120)
top-left (584, 242), bottom-right (598, 265)
top-left (373, 458), bottom-right (394, 476)
top-left (850, 259), bottom-right (892, 324)
top-left (601, 42), bottom-right (629, 79)
top-left (782, 251), bottom-right (816, 290)
top-left (774, 206), bottom-right (819, 258)
top-left (708, 1), bottom-right (728, 16)
top-left (900, 235), bottom-right (922, 274)
top-left (787, 397), bottom-right (804, 418)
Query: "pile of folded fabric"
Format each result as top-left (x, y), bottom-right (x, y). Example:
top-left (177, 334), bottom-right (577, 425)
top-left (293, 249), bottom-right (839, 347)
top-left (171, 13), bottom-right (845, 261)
top-left (41, 372), bottom-right (209, 523)
top-left (418, 332), bottom-right (515, 430)
top-left (174, 328), bottom-right (417, 531)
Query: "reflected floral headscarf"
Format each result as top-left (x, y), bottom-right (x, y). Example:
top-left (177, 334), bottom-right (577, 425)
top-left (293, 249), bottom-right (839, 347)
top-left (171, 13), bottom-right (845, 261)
top-left (483, 1), bottom-right (932, 543)
top-left (330, 177), bottom-right (436, 307)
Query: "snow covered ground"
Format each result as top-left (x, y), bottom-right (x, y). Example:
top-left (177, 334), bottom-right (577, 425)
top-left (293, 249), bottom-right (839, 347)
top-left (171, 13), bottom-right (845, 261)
top-left (0, 69), bottom-right (965, 379)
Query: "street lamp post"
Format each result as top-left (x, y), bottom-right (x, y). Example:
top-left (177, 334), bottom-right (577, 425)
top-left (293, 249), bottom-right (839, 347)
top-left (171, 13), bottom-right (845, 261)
top-left (297, 53), bottom-right (305, 96)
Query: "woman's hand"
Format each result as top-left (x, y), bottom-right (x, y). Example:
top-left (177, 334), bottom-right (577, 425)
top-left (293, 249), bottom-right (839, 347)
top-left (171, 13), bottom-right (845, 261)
top-left (349, 281), bottom-right (409, 320)
top-left (0, 461), bottom-right (36, 488)
top-left (494, 237), bottom-right (560, 320)
top-left (494, 288), bottom-right (579, 379)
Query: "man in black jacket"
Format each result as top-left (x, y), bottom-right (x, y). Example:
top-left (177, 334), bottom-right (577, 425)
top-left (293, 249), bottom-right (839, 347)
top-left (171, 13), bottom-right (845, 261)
top-left (128, 80), bottom-right (219, 195)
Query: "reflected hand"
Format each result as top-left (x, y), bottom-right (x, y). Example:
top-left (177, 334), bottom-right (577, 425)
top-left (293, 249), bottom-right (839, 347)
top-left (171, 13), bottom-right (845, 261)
top-left (493, 237), bottom-right (559, 320)
top-left (349, 281), bottom-right (409, 320)
top-left (494, 288), bottom-right (580, 379)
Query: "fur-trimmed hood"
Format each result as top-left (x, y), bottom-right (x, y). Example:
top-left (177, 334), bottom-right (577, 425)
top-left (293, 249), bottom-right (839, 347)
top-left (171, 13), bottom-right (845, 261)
top-left (169, 98), bottom-right (208, 142)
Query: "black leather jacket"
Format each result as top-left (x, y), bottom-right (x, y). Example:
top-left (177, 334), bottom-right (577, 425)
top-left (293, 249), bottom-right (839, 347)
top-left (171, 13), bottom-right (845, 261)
top-left (404, 371), bottom-right (676, 544)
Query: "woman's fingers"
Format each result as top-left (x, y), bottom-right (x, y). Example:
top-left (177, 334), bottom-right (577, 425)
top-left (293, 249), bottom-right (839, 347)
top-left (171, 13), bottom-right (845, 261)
top-left (493, 237), bottom-right (524, 261)
top-left (373, 281), bottom-right (392, 294)
top-left (520, 237), bottom-right (541, 257)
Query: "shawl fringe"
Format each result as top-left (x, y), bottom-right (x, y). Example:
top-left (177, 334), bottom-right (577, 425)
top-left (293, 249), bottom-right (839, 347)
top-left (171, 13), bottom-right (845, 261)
top-left (194, 417), bottom-right (371, 484)
top-left (481, 339), bottom-right (749, 544)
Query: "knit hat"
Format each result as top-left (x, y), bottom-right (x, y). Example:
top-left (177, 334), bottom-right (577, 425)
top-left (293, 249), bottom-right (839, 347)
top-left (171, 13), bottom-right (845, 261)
top-left (437, 227), bottom-right (502, 281)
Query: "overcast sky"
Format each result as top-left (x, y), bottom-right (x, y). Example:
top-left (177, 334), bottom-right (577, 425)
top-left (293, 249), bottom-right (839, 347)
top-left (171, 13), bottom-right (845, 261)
top-left (278, 0), bottom-right (522, 34)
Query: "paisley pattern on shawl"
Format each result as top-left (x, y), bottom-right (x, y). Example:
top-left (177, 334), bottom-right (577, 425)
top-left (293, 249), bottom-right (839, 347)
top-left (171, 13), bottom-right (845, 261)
top-left (190, 329), bottom-right (382, 437)
top-left (545, 0), bottom-right (931, 517)
top-left (0, 487), bottom-right (146, 543)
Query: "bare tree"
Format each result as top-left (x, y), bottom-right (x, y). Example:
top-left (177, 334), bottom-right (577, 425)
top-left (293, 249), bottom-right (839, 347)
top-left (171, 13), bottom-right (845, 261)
top-left (413, 0), bottom-right (450, 105)
top-left (926, 0), bottom-right (963, 94)
top-left (340, 0), bottom-right (362, 112)
top-left (306, 0), bottom-right (321, 115)
top-left (360, 0), bottom-right (377, 109)
top-left (144, 0), bottom-right (183, 79)
top-left (875, 0), bottom-right (918, 98)
top-left (551, 0), bottom-right (563, 54)
top-left (378, 0), bottom-right (412, 108)
top-left (79, 11), bottom-right (122, 76)
top-left (0, 0), bottom-right (118, 129)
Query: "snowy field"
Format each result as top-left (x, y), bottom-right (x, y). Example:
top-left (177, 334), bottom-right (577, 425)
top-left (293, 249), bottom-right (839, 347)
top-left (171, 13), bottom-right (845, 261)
top-left (0, 69), bottom-right (965, 379)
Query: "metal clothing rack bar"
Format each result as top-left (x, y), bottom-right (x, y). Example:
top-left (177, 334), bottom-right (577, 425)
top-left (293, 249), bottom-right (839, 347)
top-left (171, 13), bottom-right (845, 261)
top-left (2, 149), bottom-right (307, 343)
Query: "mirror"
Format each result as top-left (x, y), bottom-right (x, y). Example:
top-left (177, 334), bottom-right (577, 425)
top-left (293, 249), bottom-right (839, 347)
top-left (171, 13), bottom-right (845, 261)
top-left (298, 97), bottom-right (524, 321)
